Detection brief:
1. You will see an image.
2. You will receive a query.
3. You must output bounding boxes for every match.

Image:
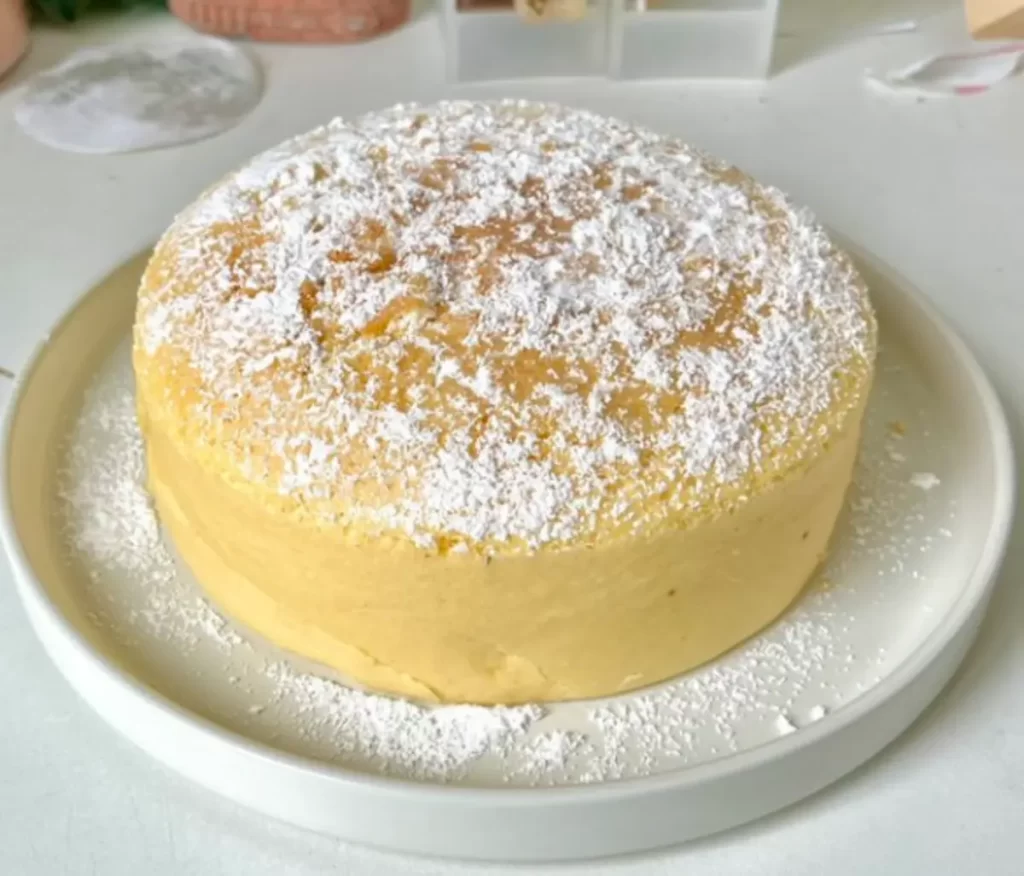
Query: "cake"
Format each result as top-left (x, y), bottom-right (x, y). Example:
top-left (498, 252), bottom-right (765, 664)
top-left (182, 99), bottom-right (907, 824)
top-left (133, 101), bottom-right (877, 706)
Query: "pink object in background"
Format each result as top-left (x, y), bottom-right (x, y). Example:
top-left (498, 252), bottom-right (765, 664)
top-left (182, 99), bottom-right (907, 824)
top-left (0, 0), bottom-right (28, 80)
top-left (867, 42), bottom-right (1024, 98)
top-left (170, 0), bottom-right (411, 42)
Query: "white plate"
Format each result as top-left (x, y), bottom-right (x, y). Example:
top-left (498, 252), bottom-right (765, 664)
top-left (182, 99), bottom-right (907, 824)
top-left (0, 245), bottom-right (1014, 862)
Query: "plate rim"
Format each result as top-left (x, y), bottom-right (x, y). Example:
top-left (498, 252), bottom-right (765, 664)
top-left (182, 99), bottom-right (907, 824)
top-left (0, 240), bottom-right (1016, 809)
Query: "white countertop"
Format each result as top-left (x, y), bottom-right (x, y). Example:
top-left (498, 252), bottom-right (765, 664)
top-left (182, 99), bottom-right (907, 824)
top-left (1, 4), bottom-right (1022, 874)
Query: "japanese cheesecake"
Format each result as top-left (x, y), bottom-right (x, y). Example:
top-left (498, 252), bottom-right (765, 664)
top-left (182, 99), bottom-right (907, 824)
top-left (133, 101), bottom-right (876, 705)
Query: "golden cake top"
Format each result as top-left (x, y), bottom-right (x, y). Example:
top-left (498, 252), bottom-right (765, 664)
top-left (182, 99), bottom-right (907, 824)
top-left (135, 100), bottom-right (876, 554)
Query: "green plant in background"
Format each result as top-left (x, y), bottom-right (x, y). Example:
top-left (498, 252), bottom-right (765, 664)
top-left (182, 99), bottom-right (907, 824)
top-left (30, 0), bottom-right (166, 24)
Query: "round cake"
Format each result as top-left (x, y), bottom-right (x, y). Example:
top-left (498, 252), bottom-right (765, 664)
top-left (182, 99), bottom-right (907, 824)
top-left (133, 100), bottom-right (876, 705)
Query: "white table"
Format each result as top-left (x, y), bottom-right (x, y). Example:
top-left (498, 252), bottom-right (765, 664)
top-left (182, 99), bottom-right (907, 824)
top-left (1, 4), bottom-right (1021, 874)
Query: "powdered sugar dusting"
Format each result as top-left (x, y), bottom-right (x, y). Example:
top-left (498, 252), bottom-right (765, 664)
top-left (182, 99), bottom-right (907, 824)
top-left (136, 100), bottom-right (875, 551)
top-left (910, 472), bottom-right (941, 490)
top-left (266, 661), bottom-right (542, 781)
top-left (774, 714), bottom-right (798, 735)
top-left (58, 384), bottom-right (240, 651)
top-left (60, 390), bottom-right (166, 575)
top-left (56, 332), bottom-right (956, 786)
top-left (497, 370), bottom-right (959, 784)
top-left (58, 372), bottom-right (543, 781)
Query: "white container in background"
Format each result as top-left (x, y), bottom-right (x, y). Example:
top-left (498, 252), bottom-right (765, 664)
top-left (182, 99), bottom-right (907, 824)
top-left (441, 0), bottom-right (779, 82)
top-left (610, 0), bottom-right (779, 79)
top-left (442, 0), bottom-right (609, 82)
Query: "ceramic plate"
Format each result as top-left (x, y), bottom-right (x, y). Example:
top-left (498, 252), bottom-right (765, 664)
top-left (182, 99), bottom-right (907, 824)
top-left (0, 245), bottom-right (1013, 861)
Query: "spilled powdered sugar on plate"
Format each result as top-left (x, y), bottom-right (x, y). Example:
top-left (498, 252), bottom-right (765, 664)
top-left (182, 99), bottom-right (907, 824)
top-left (57, 357), bottom-right (541, 782)
top-left (54, 330), bottom-right (959, 787)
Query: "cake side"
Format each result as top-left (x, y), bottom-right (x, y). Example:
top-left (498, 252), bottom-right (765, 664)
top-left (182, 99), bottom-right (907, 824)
top-left (138, 382), bottom-right (869, 704)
